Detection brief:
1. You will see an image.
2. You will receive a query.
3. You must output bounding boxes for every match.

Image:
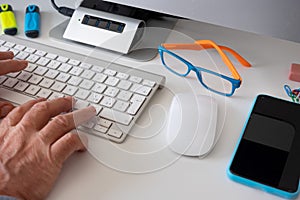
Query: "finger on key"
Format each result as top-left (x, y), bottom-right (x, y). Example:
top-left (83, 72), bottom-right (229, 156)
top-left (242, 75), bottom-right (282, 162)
top-left (0, 101), bottom-right (15, 118)
top-left (0, 60), bottom-right (28, 75)
top-left (3, 98), bottom-right (46, 126)
top-left (39, 106), bottom-right (96, 144)
top-left (21, 96), bottom-right (74, 130)
top-left (51, 132), bottom-right (86, 167)
top-left (0, 51), bottom-right (14, 60)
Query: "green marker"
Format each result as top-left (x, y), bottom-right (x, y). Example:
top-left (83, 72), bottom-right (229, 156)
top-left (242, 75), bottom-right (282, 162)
top-left (0, 4), bottom-right (17, 35)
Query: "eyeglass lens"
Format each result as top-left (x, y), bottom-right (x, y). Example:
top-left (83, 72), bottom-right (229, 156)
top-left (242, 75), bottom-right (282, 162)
top-left (162, 50), bottom-right (233, 95)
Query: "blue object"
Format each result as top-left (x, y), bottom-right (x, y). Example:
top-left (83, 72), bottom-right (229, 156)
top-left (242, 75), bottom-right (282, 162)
top-left (227, 95), bottom-right (300, 199)
top-left (158, 45), bottom-right (241, 96)
top-left (24, 5), bottom-right (40, 38)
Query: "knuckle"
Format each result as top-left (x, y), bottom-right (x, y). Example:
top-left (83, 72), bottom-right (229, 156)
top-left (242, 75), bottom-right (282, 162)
top-left (65, 133), bottom-right (79, 145)
top-left (31, 101), bottom-right (49, 113)
top-left (53, 115), bottom-right (70, 128)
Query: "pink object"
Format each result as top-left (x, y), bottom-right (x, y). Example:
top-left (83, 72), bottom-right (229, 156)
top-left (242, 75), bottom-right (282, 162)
top-left (289, 63), bottom-right (300, 82)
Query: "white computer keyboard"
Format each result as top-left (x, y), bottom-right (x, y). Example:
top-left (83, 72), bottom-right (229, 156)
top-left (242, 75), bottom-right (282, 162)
top-left (0, 35), bottom-right (165, 143)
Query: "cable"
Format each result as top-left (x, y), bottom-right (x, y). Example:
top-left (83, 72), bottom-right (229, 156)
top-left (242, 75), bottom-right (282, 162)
top-left (50, 0), bottom-right (74, 17)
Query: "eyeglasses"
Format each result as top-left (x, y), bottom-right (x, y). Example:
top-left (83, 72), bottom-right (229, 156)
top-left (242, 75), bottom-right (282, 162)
top-left (158, 40), bottom-right (251, 96)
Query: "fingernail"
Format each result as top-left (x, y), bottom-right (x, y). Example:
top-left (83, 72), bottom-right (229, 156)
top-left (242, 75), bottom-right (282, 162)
top-left (8, 51), bottom-right (14, 57)
top-left (0, 105), bottom-right (14, 118)
top-left (20, 60), bottom-right (28, 68)
top-left (74, 106), bottom-right (97, 125)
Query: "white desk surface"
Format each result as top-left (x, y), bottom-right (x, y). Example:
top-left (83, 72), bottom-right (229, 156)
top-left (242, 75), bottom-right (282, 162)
top-left (6, 1), bottom-right (300, 200)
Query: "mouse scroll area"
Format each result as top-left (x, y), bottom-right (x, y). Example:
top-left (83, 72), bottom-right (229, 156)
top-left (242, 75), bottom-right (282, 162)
top-left (166, 93), bottom-right (218, 157)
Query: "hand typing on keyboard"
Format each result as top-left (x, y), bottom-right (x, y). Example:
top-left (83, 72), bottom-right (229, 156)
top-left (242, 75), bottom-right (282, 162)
top-left (0, 51), bottom-right (97, 200)
top-left (0, 36), bottom-right (164, 144)
top-left (0, 51), bottom-right (28, 117)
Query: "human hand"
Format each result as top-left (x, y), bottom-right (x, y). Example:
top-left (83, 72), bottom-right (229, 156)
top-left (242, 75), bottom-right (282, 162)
top-left (0, 96), bottom-right (96, 200)
top-left (0, 51), bottom-right (28, 118)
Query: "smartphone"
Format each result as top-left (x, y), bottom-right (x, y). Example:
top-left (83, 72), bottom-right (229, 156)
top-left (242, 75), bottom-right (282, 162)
top-left (227, 95), bottom-right (300, 199)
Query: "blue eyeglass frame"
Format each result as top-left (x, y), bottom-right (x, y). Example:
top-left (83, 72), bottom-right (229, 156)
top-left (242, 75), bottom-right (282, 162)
top-left (158, 45), bottom-right (241, 96)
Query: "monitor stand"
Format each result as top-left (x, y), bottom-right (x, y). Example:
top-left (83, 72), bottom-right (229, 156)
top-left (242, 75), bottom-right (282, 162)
top-left (49, 16), bottom-right (177, 62)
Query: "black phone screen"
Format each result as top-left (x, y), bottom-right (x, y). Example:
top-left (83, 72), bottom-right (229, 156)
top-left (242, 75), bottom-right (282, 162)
top-left (229, 95), bottom-right (300, 193)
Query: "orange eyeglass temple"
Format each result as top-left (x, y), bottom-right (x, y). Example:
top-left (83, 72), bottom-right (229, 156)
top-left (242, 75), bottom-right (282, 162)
top-left (162, 40), bottom-right (252, 81)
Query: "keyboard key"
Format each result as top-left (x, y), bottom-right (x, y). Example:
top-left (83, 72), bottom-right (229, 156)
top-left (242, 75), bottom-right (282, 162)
top-left (51, 82), bottom-right (66, 92)
top-left (9, 48), bottom-right (19, 56)
top-left (92, 73), bottom-right (107, 83)
top-left (100, 108), bottom-right (133, 125)
top-left (26, 54), bottom-right (40, 63)
top-left (105, 76), bottom-right (119, 86)
top-left (58, 63), bottom-right (72, 72)
top-left (117, 90), bottom-right (132, 101)
top-left (47, 60), bottom-right (61, 69)
top-left (0, 88), bottom-right (35, 105)
top-left (117, 80), bottom-right (132, 90)
top-left (14, 81), bottom-right (29, 91)
top-left (0, 46), bottom-right (9, 51)
top-left (142, 79), bottom-right (156, 87)
top-left (17, 71), bottom-right (32, 81)
top-left (81, 121), bottom-right (95, 129)
top-left (37, 88), bottom-right (52, 98)
top-left (80, 62), bottom-right (92, 69)
top-left (131, 94), bottom-right (146, 103)
top-left (25, 85), bottom-right (40, 95)
top-left (80, 70), bottom-right (95, 79)
top-left (74, 99), bottom-right (89, 109)
top-left (49, 92), bottom-right (64, 100)
top-left (44, 69), bottom-right (59, 79)
top-left (4, 42), bottom-right (15, 48)
top-left (130, 83), bottom-right (152, 96)
top-left (3, 78), bottom-right (18, 88)
top-left (107, 129), bottom-right (123, 139)
top-left (87, 93), bottom-right (103, 104)
top-left (35, 50), bottom-right (47, 57)
top-left (68, 76), bottom-right (82, 86)
top-left (79, 79), bottom-right (94, 90)
top-left (16, 51), bottom-right (29, 60)
top-left (7, 72), bottom-right (20, 78)
top-left (127, 101), bottom-right (143, 115)
top-left (28, 75), bottom-right (43, 85)
top-left (94, 125), bottom-right (108, 133)
top-left (69, 67), bottom-right (83, 76)
top-left (104, 69), bottom-right (116, 76)
top-left (100, 96), bottom-right (115, 108)
top-left (63, 85), bottom-right (78, 96)
top-left (56, 73), bottom-right (71, 82)
top-left (90, 104), bottom-right (103, 115)
top-left (36, 57), bottom-right (50, 66)
top-left (0, 76), bottom-right (7, 84)
top-left (25, 63), bottom-right (37, 72)
top-left (14, 44), bottom-right (25, 51)
top-left (129, 76), bottom-right (142, 83)
top-left (67, 59), bottom-right (80, 66)
top-left (34, 66), bottom-right (48, 76)
top-left (116, 72), bottom-right (129, 79)
top-left (56, 56), bottom-right (69, 63)
top-left (96, 118), bottom-right (112, 128)
top-left (24, 47), bottom-right (36, 54)
top-left (91, 65), bottom-right (103, 73)
top-left (92, 83), bottom-right (107, 94)
top-left (45, 53), bottom-right (58, 60)
top-left (75, 89), bottom-right (90, 99)
top-left (104, 87), bottom-right (119, 97)
top-left (113, 100), bottom-right (129, 112)
top-left (39, 78), bottom-right (54, 88)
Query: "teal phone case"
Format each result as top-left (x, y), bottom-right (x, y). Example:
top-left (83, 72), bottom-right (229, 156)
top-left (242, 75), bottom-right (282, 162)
top-left (227, 95), bottom-right (300, 199)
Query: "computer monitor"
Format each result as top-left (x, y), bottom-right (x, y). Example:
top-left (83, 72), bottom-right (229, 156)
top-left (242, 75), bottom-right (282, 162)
top-left (103, 0), bottom-right (300, 43)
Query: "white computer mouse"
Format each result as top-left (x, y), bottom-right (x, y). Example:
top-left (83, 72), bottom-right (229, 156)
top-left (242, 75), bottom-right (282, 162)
top-left (166, 93), bottom-right (218, 157)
